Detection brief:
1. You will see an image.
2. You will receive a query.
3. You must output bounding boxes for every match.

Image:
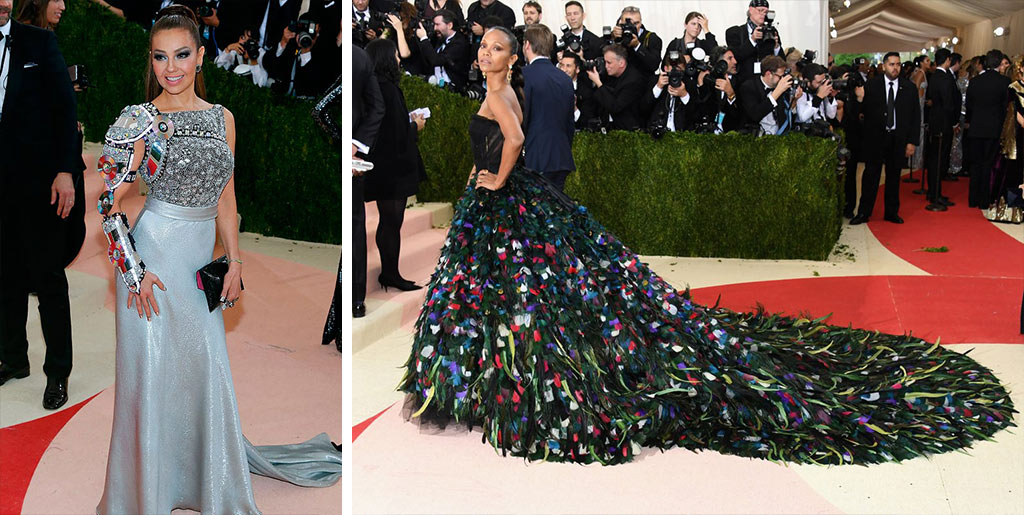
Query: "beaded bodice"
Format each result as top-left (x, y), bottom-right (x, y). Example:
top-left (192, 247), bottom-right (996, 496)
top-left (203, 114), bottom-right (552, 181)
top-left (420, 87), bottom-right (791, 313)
top-left (145, 104), bottom-right (234, 208)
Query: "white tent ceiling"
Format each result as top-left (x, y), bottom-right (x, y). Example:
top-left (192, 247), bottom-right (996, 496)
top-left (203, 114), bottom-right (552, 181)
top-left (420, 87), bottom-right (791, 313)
top-left (830, 0), bottom-right (1022, 53)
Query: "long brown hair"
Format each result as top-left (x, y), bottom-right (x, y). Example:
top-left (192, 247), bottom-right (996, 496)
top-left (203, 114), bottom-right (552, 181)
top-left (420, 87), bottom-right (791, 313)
top-left (17, 0), bottom-right (57, 30)
top-left (145, 5), bottom-right (206, 102)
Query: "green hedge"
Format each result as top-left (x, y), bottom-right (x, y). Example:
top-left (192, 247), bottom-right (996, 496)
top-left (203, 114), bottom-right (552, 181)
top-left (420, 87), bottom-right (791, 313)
top-left (57, 2), bottom-right (342, 244)
top-left (402, 75), bottom-right (841, 260)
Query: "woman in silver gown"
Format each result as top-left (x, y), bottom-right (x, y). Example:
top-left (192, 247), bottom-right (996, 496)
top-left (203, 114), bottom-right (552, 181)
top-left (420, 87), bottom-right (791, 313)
top-left (97, 8), bottom-right (340, 514)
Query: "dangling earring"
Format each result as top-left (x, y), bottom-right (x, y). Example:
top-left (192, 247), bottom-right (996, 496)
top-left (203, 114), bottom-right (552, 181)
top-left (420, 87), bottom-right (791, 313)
top-left (196, 65), bottom-right (203, 74)
top-left (506, 66), bottom-right (512, 82)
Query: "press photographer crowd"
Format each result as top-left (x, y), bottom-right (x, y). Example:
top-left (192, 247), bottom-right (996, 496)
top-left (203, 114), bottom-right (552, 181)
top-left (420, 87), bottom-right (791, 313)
top-left (353, 0), bottom-right (1024, 227)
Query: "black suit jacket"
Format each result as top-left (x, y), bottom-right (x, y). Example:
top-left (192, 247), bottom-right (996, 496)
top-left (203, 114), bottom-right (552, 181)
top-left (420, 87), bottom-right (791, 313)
top-left (418, 32), bottom-right (471, 91)
top-left (264, 39), bottom-right (339, 97)
top-left (646, 85), bottom-right (697, 132)
top-left (593, 65), bottom-right (646, 131)
top-left (725, 22), bottom-right (779, 86)
top-left (260, 0), bottom-right (304, 52)
top-left (0, 22), bottom-right (80, 266)
top-left (665, 33), bottom-right (718, 58)
top-left (965, 70), bottom-right (1012, 139)
top-left (365, 78), bottom-right (426, 201)
top-left (739, 76), bottom-right (777, 130)
top-left (925, 68), bottom-right (960, 133)
top-left (624, 29), bottom-right (662, 77)
top-left (523, 58), bottom-right (576, 172)
top-left (578, 28), bottom-right (604, 60)
top-left (352, 45), bottom-right (385, 153)
top-left (858, 75), bottom-right (920, 149)
top-left (465, 0), bottom-right (516, 30)
top-left (574, 79), bottom-right (598, 130)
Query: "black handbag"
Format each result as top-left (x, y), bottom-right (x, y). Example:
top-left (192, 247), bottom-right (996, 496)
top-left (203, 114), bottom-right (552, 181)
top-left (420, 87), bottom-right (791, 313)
top-left (196, 255), bottom-right (244, 312)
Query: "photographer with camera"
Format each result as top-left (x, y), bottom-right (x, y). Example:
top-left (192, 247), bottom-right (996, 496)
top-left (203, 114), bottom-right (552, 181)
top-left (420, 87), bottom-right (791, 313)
top-left (726, 0), bottom-right (781, 88)
top-left (414, 0), bottom-right (465, 32)
top-left (605, 6), bottom-right (660, 77)
top-left (385, 5), bottom-right (429, 77)
top-left (831, 65), bottom-right (867, 218)
top-left (587, 44), bottom-right (646, 131)
top-left (557, 53), bottom-right (598, 130)
top-left (416, 9), bottom-right (471, 92)
top-left (466, 0), bottom-right (515, 51)
top-left (263, 12), bottom-right (336, 97)
top-left (702, 45), bottom-right (742, 133)
top-left (666, 12), bottom-right (717, 61)
top-left (795, 62), bottom-right (837, 124)
top-left (645, 51), bottom-right (698, 135)
top-left (353, 0), bottom-right (386, 47)
top-left (216, 26), bottom-right (271, 86)
top-left (561, 1), bottom-right (602, 60)
top-left (739, 55), bottom-right (800, 135)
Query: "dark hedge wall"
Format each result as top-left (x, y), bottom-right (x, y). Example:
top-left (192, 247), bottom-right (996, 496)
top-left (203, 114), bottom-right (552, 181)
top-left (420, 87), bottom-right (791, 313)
top-left (57, 1), bottom-right (342, 244)
top-left (401, 76), bottom-right (842, 260)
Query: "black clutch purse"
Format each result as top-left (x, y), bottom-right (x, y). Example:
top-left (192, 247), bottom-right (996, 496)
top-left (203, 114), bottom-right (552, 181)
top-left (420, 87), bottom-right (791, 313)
top-left (196, 255), bottom-right (244, 312)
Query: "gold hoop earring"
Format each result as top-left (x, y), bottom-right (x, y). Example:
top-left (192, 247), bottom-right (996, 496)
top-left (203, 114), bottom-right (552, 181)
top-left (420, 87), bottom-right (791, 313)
top-left (507, 67), bottom-right (512, 82)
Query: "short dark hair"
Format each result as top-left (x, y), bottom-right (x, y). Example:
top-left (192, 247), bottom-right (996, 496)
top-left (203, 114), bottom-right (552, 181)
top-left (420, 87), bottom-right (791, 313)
top-left (366, 38), bottom-right (401, 84)
top-left (523, 1), bottom-right (542, 13)
top-left (883, 51), bottom-right (900, 63)
top-left (760, 55), bottom-right (786, 75)
top-left (934, 48), bottom-right (952, 66)
top-left (803, 63), bottom-right (827, 79)
top-left (481, 15), bottom-right (504, 29)
top-left (709, 45), bottom-right (733, 64)
top-left (950, 52), bottom-right (962, 66)
top-left (433, 9), bottom-right (457, 26)
top-left (524, 24), bottom-right (554, 56)
top-left (913, 55), bottom-right (926, 66)
top-left (560, 52), bottom-right (583, 68)
top-left (564, 1), bottom-right (583, 12)
top-left (984, 49), bottom-right (1005, 69)
top-left (602, 43), bottom-right (628, 61)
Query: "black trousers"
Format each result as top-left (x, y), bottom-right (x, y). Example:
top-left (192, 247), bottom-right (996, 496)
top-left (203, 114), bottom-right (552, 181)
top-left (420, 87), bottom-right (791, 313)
top-left (542, 170), bottom-right (571, 192)
top-left (925, 128), bottom-right (952, 202)
top-left (843, 151), bottom-right (862, 216)
top-left (858, 132), bottom-right (904, 218)
top-left (353, 174), bottom-right (367, 304)
top-left (968, 137), bottom-right (999, 208)
top-left (0, 216), bottom-right (73, 379)
top-left (374, 198), bottom-right (407, 281)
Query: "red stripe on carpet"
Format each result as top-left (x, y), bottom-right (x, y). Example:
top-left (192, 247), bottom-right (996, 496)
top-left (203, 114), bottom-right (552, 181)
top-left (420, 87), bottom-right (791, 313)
top-left (692, 275), bottom-right (1024, 344)
top-left (0, 392), bottom-right (101, 515)
top-left (354, 403), bottom-right (395, 442)
top-left (868, 180), bottom-right (1024, 279)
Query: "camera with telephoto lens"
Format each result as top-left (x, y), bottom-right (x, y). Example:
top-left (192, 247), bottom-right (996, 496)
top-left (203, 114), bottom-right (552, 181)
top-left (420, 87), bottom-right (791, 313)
top-left (242, 39), bottom-right (261, 60)
top-left (512, 24), bottom-right (527, 47)
top-left (289, 19), bottom-right (318, 49)
top-left (616, 17), bottom-right (637, 43)
top-left (683, 46), bottom-right (709, 80)
top-left (557, 24), bottom-right (582, 54)
top-left (832, 72), bottom-right (864, 103)
top-left (760, 10), bottom-right (778, 41)
top-left (68, 65), bottom-right (91, 90)
top-left (581, 57), bottom-right (605, 74)
top-left (173, 0), bottom-right (215, 18)
top-left (799, 49), bottom-right (817, 67)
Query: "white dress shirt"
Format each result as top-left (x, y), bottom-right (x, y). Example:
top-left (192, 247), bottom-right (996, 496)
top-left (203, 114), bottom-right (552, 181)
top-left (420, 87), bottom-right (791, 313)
top-left (0, 20), bottom-right (12, 118)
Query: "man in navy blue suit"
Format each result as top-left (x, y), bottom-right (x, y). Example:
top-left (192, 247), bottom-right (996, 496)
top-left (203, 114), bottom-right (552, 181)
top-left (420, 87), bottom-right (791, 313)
top-left (522, 24), bottom-right (576, 191)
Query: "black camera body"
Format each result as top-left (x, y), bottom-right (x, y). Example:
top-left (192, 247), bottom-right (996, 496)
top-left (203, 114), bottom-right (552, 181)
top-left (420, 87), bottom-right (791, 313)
top-left (760, 10), bottom-right (778, 41)
top-left (289, 19), bottom-right (318, 49)
top-left (683, 47), bottom-right (710, 80)
top-left (512, 24), bottom-right (527, 48)
top-left (174, 0), bottom-right (215, 18)
top-left (557, 25), bottom-right (582, 54)
top-left (832, 73), bottom-right (864, 103)
top-left (617, 18), bottom-right (637, 43)
top-left (581, 57), bottom-right (605, 75)
top-left (242, 39), bottom-right (261, 60)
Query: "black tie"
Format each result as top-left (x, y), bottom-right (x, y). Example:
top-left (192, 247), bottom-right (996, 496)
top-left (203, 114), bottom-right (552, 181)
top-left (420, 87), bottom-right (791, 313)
top-left (886, 81), bottom-right (895, 130)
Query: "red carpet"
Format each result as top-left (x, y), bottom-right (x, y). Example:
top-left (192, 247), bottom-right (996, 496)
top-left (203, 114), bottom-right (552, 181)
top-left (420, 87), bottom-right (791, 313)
top-left (354, 403), bottom-right (395, 442)
top-left (0, 393), bottom-right (100, 515)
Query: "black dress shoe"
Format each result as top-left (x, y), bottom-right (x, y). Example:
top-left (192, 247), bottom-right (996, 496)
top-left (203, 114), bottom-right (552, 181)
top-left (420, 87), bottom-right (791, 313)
top-left (43, 377), bottom-right (68, 410)
top-left (378, 275), bottom-right (423, 293)
top-left (883, 215), bottom-right (905, 224)
top-left (843, 210), bottom-right (855, 219)
top-left (352, 301), bottom-right (366, 318)
top-left (938, 197), bottom-right (955, 207)
top-left (0, 363), bottom-right (30, 386)
top-left (849, 214), bottom-right (869, 225)
top-left (925, 202), bottom-right (948, 212)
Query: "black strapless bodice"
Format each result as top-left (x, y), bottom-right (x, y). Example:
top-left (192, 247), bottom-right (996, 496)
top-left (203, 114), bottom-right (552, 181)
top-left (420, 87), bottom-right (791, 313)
top-left (469, 115), bottom-right (504, 173)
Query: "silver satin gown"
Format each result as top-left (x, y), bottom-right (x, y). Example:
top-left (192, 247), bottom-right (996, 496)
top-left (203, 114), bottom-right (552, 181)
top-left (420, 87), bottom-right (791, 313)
top-left (97, 105), bottom-right (342, 515)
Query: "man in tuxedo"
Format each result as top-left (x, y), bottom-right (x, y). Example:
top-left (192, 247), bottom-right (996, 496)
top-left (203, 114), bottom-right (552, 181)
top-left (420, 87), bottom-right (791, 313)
top-left (739, 55), bottom-right (797, 135)
top-left (263, 12), bottom-right (338, 97)
top-left (416, 9), bottom-right (471, 92)
top-left (587, 44), bottom-right (646, 131)
top-left (965, 49), bottom-right (1011, 209)
top-left (466, 0), bottom-right (515, 53)
top-left (725, 0), bottom-right (782, 88)
top-left (562, 1), bottom-right (603, 60)
top-left (0, 4), bottom-right (80, 409)
top-left (923, 48), bottom-right (960, 211)
top-left (707, 46), bottom-right (742, 133)
top-left (352, 44), bottom-right (385, 318)
top-left (645, 54), bottom-right (698, 133)
top-left (351, 0), bottom-right (385, 48)
top-left (557, 53), bottom-right (598, 130)
top-left (522, 25), bottom-right (576, 192)
top-left (850, 52), bottom-right (919, 225)
top-left (258, 0), bottom-right (303, 53)
top-left (606, 6), bottom-right (661, 77)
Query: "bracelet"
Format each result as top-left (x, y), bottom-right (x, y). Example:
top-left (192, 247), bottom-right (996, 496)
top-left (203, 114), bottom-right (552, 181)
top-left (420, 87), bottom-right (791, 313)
top-left (229, 258), bottom-right (244, 264)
